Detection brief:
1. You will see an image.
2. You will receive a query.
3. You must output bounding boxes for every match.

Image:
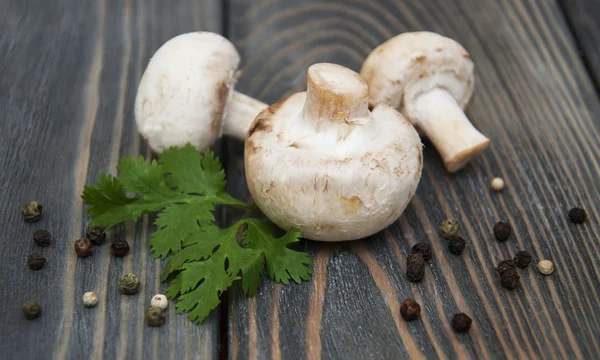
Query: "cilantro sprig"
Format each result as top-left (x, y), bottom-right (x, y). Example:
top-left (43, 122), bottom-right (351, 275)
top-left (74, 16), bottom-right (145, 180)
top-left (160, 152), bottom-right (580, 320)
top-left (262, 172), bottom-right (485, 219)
top-left (82, 144), bottom-right (312, 323)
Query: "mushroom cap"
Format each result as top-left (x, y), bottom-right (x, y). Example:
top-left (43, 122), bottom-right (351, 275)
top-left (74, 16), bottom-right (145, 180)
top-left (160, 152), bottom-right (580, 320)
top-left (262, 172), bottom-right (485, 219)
top-left (360, 32), bottom-right (475, 127)
top-left (245, 64), bottom-right (423, 241)
top-left (135, 32), bottom-right (240, 153)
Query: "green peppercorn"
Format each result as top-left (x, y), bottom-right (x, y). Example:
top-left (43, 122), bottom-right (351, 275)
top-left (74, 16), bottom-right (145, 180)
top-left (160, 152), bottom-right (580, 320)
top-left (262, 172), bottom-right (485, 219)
top-left (22, 201), bottom-right (42, 222)
top-left (118, 273), bottom-right (140, 294)
top-left (145, 306), bottom-right (166, 327)
top-left (22, 300), bottom-right (41, 319)
top-left (441, 218), bottom-right (460, 239)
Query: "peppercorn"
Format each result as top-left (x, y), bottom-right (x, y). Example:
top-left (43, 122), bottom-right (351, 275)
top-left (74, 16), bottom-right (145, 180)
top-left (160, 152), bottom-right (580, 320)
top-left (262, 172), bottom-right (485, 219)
top-left (22, 201), bottom-right (42, 222)
top-left (452, 313), bottom-right (472, 333)
top-left (568, 207), bottom-right (587, 224)
top-left (151, 294), bottom-right (168, 310)
top-left (33, 229), bottom-right (51, 247)
top-left (493, 221), bottom-right (511, 241)
top-left (119, 273), bottom-right (140, 294)
top-left (440, 218), bottom-right (460, 239)
top-left (146, 306), bottom-right (166, 327)
top-left (74, 237), bottom-right (93, 257)
top-left (500, 271), bottom-right (520, 289)
top-left (406, 253), bottom-right (425, 282)
top-left (110, 236), bottom-right (130, 257)
top-left (448, 236), bottom-right (466, 255)
top-left (538, 260), bottom-right (554, 275)
top-left (86, 226), bottom-right (106, 245)
top-left (496, 260), bottom-right (517, 275)
top-left (400, 298), bottom-right (421, 321)
top-left (27, 252), bottom-right (46, 270)
top-left (82, 291), bottom-right (99, 308)
top-left (411, 242), bottom-right (432, 262)
top-left (491, 177), bottom-right (505, 192)
top-left (513, 251), bottom-right (532, 269)
top-left (22, 300), bottom-right (41, 319)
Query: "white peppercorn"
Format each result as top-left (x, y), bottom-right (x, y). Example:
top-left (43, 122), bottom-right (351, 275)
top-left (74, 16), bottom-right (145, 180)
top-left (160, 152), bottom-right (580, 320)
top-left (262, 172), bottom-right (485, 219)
top-left (491, 177), bottom-right (505, 192)
top-left (151, 294), bottom-right (168, 310)
top-left (538, 260), bottom-right (554, 275)
top-left (83, 291), bottom-right (99, 307)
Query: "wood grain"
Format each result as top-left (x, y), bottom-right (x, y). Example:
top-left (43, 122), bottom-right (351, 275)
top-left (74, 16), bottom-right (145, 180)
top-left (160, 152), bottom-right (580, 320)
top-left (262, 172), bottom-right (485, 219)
top-left (224, 0), bottom-right (600, 359)
top-left (0, 0), bottom-right (222, 358)
top-left (559, 0), bottom-right (600, 89)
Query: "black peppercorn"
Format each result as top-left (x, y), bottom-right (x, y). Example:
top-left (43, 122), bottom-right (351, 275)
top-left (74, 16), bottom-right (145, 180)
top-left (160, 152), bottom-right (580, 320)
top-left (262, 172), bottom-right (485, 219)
top-left (27, 252), bottom-right (46, 270)
top-left (568, 207), bottom-right (587, 224)
top-left (496, 260), bottom-right (516, 275)
top-left (400, 298), bottom-right (421, 321)
top-left (22, 201), bottom-right (42, 222)
top-left (406, 253), bottom-right (425, 282)
top-left (86, 226), bottom-right (106, 245)
top-left (493, 221), bottom-right (512, 241)
top-left (452, 313), bottom-right (472, 333)
top-left (513, 251), bottom-right (532, 269)
top-left (448, 236), bottom-right (466, 255)
top-left (496, 259), bottom-right (520, 290)
top-left (441, 218), bottom-right (460, 239)
top-left (411, 242), bottom-right (432, 262)
top-left (33, 229), bottom-right (51, 247)
top-left (146, 306), bottom-right (166, 327)
top-left (22, 300), bottom-right (41, 319)
top-left (74, 237), bottom-right (93, 257)
top-left (110, 237), bottom-right (130, 257)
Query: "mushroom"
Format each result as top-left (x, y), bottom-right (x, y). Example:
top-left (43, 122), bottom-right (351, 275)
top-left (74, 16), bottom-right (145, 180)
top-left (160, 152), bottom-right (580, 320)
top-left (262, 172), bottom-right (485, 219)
top-left (135, 32), bottom-right (266, 153)
top-left (360, 32), bottom-right (490, 172)
top-left (245, 63), bottom-right (423, 241)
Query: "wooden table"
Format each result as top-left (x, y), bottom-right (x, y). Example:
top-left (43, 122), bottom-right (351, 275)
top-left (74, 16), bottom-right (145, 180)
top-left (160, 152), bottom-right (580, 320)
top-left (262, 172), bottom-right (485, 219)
top-left (1, 0), bottom-right (599, 359)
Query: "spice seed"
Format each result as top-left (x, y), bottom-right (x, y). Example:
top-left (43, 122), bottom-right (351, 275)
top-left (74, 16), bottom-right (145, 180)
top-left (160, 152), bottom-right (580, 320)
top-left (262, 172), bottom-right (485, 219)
top-left (86, 226), bottom-right (106, 245)
top-left (151, 294), bottom-right (168, 310)
top-left (568, 207), bottom-right (587, 224)
top-left (513, 251), bottom-right (532, 269)
top-left (406, 253), bottom-right (425, 282)
top-left (491, 177), bottom-right (505, 192)
top-left (27, 252), bottom-right (46, 270)
top-left (411, 242), bottom-right (432, 262)
top-left (83, 291), bottom-right (99, 308)
top-left (448, 236), bottom-right (466, 255)
top-left (452, 313), bottom-right (472, 333)
top-left (146, 306), bottom-right (166, 327)
top-left (22, 300), bottom-right (41, 320)
top-left (493, 221), bottom-right (512, 241)
top-left (33, 229), bottom-right (51, 247)
top-left (496, 260), bottom-right (517, 275)
top-left (74, 238), bottom-right (94, 257)
top-left (110, 236), bottom-right (130, 257)
top-left (22, 201), bottom-right (42, 222)
top-left (538, 260), bottom-right (554, 275)
top-left (440, 218), bottom-right (460, 239)
top-left (119, 273), bottom-right (140, 294)
top-left (400, 299), bottom-right (421, 321)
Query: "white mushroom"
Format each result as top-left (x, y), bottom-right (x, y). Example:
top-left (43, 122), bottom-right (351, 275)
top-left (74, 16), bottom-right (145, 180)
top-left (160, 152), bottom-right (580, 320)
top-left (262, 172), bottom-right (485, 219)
top-left (245, 63), bottom-right (423, 241)
top-left (135, 32), bottom-right (266, 153)
top-left (360, 32), bottom-right (490, 172)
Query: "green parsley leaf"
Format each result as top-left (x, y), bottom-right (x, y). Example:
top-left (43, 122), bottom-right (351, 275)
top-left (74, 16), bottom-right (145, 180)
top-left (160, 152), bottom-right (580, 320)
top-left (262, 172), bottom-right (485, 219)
top-left (81, 144), bottom-right (312, 323)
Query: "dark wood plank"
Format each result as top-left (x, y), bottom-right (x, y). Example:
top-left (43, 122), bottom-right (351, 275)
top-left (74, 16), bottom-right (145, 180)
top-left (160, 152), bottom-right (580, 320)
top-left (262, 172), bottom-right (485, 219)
top-left (559, 0), bottom-right (600, 88)
top-left (224, 0), bottom-right (600, 359)
top-left (0, 0), bottom-right (222, 358)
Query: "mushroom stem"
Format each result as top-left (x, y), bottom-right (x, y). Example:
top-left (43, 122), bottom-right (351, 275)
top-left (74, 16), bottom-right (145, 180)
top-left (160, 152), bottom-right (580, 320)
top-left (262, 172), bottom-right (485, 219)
top-left (413, 88), bottom-right (490, 172)
top-left (223, 91), bottom-right (267, 140)
top-left (302, 63), bottom-right (370, 132)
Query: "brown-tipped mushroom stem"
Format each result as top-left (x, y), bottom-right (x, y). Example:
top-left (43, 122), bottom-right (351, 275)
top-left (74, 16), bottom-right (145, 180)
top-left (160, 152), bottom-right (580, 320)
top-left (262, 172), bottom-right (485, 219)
top-left (303, 64), bottom-right (371, 132)
top-left (222, 91), bottom-right (267, 140)
top-left (414, 88), bottom-right (490, 172)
